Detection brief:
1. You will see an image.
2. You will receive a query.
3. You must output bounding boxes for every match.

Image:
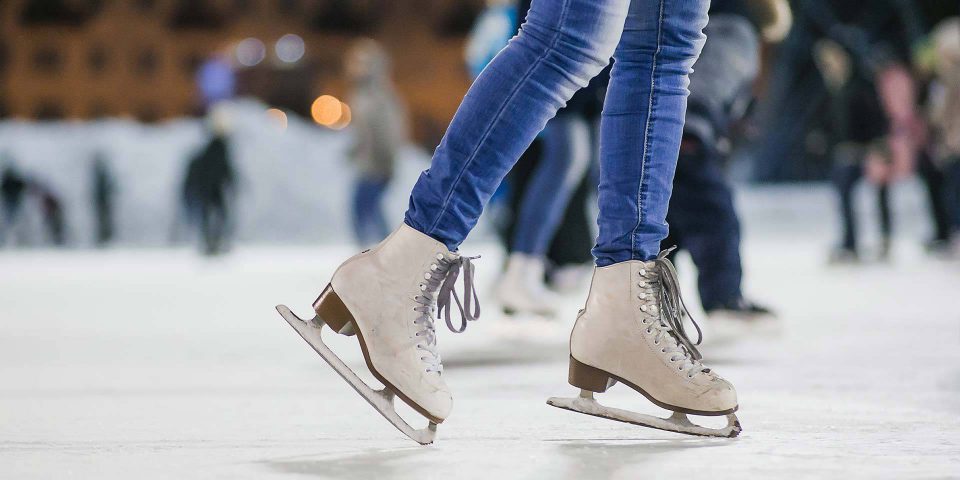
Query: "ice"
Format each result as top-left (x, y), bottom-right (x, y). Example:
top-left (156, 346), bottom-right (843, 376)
top-left (1, 186), bottom-right (958, 479)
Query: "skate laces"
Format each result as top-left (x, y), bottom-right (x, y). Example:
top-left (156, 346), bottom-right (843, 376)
top-left (637, 249), bottom-right (706, 377)
top-left (413, 253), bottom-right (481, 373)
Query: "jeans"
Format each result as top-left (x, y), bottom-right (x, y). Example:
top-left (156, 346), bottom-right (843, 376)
top-left (405, 0), bottom-right (709, 264)
top-left (661, 13), bottom-right (760, 309)
top-left (352, 177), bottom-right (390, 247)
top-left (512, 114), bottom-right (592, 255)
top-left (948, 158), bottom-right (960, 230)
top-left (664, 137), bottom-right (743, 310)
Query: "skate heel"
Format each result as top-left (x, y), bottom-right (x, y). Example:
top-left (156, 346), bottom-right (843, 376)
top-left (313, 285), bottom-right (357, 336)
top-left (568, 356), bottom-right (616, 393)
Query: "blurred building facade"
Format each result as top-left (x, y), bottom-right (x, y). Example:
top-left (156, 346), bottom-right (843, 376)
top-left (0, 0), bottom-right (482, 144)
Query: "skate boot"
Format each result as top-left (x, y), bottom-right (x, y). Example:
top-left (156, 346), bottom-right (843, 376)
top-left (548, 251), bottom-right (741, 438)
top-left (276, 224), bottom-right (480, 444)
top-left (497, 253), bottom-right (562, 317)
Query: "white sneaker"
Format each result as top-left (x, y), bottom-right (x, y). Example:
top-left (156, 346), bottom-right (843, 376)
top-left (498, 253), bottom-right (562, 317)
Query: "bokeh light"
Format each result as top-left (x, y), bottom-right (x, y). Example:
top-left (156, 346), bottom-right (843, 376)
top-left (275, 34), bottom-right (305, 64)
top-left (311, 95), bottom-right (344, 127)
top-left (235, 38), bottom-right (266, 67)
top-left (329, 103), bottom-right (352, 130)
top-left (265, 108), bottom-right (288, 131)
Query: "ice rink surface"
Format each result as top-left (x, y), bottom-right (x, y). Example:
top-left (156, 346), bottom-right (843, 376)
top-left (2, 187), bottom-right (959, 479)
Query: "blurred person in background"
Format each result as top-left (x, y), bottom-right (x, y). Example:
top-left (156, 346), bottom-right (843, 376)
top-left (182, 111), bottom-right (236, 256)
top-left (35, 184), bottom-right (66, 247)
top-left (927, 18), bottom-right (960, 246)
top-left (346, 39), bottom-right (407, 248)
top-left (91, 152), bottom-right (116, 247)
top-left (0, 158), bottom-right (27, 246)
top-left (470, 0), bottom-right (599, 317)
top-left (663, 0), bottom-right (787, 337)
top-left (793, 0), bottom-right (929, 263)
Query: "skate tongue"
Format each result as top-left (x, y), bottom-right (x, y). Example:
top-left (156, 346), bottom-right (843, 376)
top-left (436, 255), bottom-right (481, 333)
top-left (655, 251), bottom-right (703, 361)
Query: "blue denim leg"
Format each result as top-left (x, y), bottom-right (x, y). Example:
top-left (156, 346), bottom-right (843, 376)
top-left (352, 177), bottom-right (390, 246)
top-left (666, 141), bottom-right (744, 310)
top-left (593, 0), bottom-right (709, 265)
top-left (512, 114), bottom-right (592, 255)
top-left (405, 0), bottom-right (630, 251)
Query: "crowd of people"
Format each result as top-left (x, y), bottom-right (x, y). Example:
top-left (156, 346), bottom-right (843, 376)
top-left (755, 1), bottom-right (960, 262)
top-left (3, 1), bottom-right (959, 281)
top-left (339, 0), bottom-right (959, 342)
top-left (0, 134), bottom-right (235, 255)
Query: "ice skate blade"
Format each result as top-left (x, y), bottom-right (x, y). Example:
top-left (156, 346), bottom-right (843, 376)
top-left (546, 391), bottom-right (741, 438)
top-left (276, 305), bottom-right (439, 445)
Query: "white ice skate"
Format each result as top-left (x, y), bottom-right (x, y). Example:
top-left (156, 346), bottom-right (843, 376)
top-left (497, 253), bottom-right (562, 317)
top-left (547, 251), bottom-right (742, 438)
top-left (276, 224), bottom-right (480, 445)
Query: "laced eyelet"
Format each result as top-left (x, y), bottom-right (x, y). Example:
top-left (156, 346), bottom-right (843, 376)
top-left (661, 348), bottom-right (666, 353)
top-left (678, 366), bottom-right (683, 370)
top-left (645, 328), bottom-right (652, 334)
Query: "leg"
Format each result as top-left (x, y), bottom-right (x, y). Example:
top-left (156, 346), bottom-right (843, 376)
top-left (593, 0), bottom-right (709, 265)
top-left (200, 201), bottom-right (215, 254)
top-left (405, 0), bottom-right (630, 250)
top-left (950, 158), bottom-right (960, 230)
top-left (500, 114), bottom-right (591, 316)
top-left (369, 178), bottom-right (391, 241)
top-left (211, 196), bottom-right (228, 254)
top-left (877, 183), bottom-right (892, 248)
top-left (916, 152), bottom-right (952, 244)
top-left (551, 0), bottom-right (742, 438)
top-left (352, 178), bottom-right (377, 246)
top-left (548, 171), bottom-right (597, 266)
top-left (667, 138), bottom-right (744, 311)
top-left (512, 115), bottom-right (591, 256)
top-left (833, 159), bottom-right (862, 252)
top-left (498, 138), bottom-right (542, 253)
top-left (287, 0), bottom-right (635, 445)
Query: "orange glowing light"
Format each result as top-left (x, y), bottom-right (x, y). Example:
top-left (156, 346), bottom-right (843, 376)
top-left (311, 95), bottom-right (344, 126)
